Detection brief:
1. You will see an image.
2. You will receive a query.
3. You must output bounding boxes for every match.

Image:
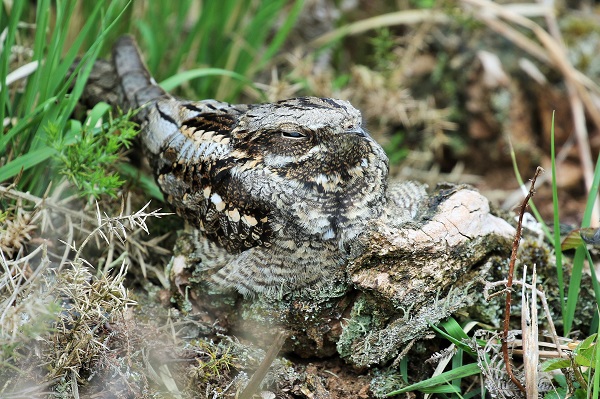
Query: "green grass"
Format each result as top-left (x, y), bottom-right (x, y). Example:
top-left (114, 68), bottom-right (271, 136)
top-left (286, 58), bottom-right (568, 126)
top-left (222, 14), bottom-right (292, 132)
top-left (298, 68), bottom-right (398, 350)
top-left (3, 2), bottom-right (599, 397)
top-left (388, 113), bottom-right (600, 397)
top-left (47, 104), bottom-right (138, 198)
top-left (0, 0), bottom-right (304, 394)
top-left (508, 112), bottom-right (600, 337)
top-left (551, 105), bottom-right (600, 336)
top-left (0, 0), bottom-right (130, 194)
top-left (131, 0), bottom-right (304, 101)
top-left (550, 112), bottom-right (567, 331)
top-left (383, 317), bottom-right (483, 397)
top-left (0, 0), bottom-right (302, 198)
top-left (549, 108), bottom-right (600, 336)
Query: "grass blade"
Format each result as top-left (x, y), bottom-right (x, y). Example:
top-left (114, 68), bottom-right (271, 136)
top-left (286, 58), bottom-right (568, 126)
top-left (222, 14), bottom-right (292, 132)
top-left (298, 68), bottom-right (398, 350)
top-left (0, 147), bottom-right (57, 182)
top-left (431, 318), bottom-right (474, 354)
top-left (508, 139), bottom-right (553, 242)
top-left (385, 363), bottom-right (481, 396)
top-left (564, 246), bottom-right (586, 334)
top-left (550, 111), bottom-right (567, 330)
top-left (160, 68), bottom-right (253, 92)
top-left (258, 0), bottom-right (304, 70)
top-left (0, 0), bottom-right (26, 126)
top-left (564, 135), bottom-right (600, 334)
top-left (593, 321), bottom-right (600, 398)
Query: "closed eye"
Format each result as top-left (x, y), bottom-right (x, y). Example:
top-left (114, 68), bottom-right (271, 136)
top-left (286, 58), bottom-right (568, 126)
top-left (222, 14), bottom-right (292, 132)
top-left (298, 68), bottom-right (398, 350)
top-left (281, 131), bottom-right (307, 139)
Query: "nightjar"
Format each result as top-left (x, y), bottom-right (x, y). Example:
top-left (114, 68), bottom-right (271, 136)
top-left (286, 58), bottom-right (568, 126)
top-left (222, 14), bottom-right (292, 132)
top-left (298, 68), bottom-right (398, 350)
top-left (82, 35), bottom-right (424, 296)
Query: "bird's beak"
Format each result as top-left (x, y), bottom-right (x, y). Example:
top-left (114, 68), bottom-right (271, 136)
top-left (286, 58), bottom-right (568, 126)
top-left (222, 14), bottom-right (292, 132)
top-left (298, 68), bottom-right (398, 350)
top-left (347, 127), bottom-right (368, 138)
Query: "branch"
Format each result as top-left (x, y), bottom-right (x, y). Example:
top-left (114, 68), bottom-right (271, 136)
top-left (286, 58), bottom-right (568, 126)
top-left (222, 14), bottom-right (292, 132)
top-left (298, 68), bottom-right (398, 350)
top-left (503, 166), bottom-right (543, 394)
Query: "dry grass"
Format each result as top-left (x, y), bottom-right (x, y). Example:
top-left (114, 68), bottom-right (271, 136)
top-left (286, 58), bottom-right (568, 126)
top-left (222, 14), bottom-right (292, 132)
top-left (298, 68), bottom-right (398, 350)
top-left (0, 182), bottom-right (169, 397)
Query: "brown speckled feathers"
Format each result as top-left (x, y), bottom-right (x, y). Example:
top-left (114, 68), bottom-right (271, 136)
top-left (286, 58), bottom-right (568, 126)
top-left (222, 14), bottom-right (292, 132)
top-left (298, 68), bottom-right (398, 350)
top-left (83, 35), bottom-right (403, 296)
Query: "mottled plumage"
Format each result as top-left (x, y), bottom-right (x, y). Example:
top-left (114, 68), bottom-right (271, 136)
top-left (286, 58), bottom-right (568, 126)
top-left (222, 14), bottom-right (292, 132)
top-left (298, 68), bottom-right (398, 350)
top-left (85, 36), bottom-right (423, 296)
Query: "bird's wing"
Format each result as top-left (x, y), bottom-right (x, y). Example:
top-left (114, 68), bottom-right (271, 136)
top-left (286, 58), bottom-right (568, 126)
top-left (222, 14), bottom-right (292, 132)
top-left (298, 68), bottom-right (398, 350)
top-left (143, 98), bottom-right (272, 253)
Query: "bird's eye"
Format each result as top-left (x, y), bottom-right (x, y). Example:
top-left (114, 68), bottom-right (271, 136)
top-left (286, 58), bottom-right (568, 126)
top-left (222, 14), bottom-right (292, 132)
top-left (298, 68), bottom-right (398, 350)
top-left (281, 131), bottom-right (307, 139)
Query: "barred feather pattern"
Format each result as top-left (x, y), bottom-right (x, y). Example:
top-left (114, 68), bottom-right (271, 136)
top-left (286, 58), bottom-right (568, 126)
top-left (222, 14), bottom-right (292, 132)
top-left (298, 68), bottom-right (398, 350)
top-left (84, 35), bottom-right (423, 296)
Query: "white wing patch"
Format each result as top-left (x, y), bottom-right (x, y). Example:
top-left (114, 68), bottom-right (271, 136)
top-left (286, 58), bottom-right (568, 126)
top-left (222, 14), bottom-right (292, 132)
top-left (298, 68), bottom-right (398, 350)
top-left (210, 192), bottom-right (226, 211)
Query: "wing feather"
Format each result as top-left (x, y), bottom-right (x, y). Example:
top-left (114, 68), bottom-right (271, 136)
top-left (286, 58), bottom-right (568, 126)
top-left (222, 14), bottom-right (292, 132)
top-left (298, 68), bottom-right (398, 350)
top-left (144, 99), bottom-right (272, 253)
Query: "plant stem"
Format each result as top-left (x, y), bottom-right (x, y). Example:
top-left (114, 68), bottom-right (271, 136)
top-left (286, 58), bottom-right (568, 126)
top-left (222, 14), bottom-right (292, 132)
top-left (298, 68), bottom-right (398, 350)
top-left (503, 166), bottom-right (543, 395)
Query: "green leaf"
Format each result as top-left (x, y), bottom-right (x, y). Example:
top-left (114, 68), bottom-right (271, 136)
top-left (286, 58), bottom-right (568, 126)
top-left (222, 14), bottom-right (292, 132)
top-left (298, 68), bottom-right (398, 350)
top-left (575, 335), bottom-right (597, 368)
top-left (580, 333), bottom-right (597, 349)
top-left (0, 147), bottom-right (57, 182)
top-left (593, 318), bottom-right (600, 399)
top-left (385, 363), bottom-right (480, 396)
top-left (420, 385), bottom-right (461, 394)
top-left (430, 319), bottom-right (474, 354)
top-left (541, 358), bottom-right (571, 372)
top-left (159, 68), bottom-right (252, 92)
top-left (564, 245), bottom-right (586, 334)
top-left (561, 229), bottom-right (585, 251)
top-left (440, 317), bottom-right (470, 341)
top-left (0, 96), bottom-right (58, 150)
top-left (544, 386), bottom-right (567, 399)
top-left (575, 352), bottom-right (592, 367)
top-left (85, 102), bottom-right (112, 130)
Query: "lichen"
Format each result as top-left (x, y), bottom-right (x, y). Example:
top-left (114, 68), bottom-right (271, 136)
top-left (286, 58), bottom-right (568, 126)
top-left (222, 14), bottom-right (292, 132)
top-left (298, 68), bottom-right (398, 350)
top-left (345, 286), bottom-right (475, 368)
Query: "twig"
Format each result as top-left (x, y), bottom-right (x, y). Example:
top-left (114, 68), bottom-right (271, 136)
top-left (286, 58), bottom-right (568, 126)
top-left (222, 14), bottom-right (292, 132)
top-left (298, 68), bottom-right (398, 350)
top-left (522, 264), bottom-right (539, 399)
top-left (309, 10), bottom-right (449, 48)
top-left (502, 134), bottom-right (574, 211)
top-left (0, 185), bottom-right (97, 225)
top-left (0, 243), bottom-right (51, 326)
top-left (239, 331), bottom-right (287, 399)
top-left (461, 0), bottom-right (600, 95)
top-left (485, 278), bottom-right (565, 360)
top-left (503, 166), bottom-right (543, 394)
top-left (462, 0), bottom-right (600, 187)
top-left (457, 0), bottom-right (600, 224)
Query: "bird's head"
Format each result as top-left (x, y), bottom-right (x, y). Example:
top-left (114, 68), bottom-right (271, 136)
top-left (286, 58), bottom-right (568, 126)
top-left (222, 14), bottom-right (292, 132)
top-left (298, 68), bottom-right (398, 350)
top-left (230, 97), bottom-right (388, 195)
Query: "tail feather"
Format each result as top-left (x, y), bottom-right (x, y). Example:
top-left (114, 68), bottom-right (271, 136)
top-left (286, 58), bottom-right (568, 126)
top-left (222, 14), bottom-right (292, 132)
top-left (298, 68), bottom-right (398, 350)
top-left (113, 35), bottom-right (169, 115)
top-left (112, 35), bottom-right (170, 116)
top-left (75, 35), bottom-right (170, 118)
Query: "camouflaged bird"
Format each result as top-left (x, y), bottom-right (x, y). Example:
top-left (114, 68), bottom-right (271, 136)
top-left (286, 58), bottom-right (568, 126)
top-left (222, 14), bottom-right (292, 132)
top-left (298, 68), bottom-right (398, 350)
top-left (83, 35), bottom-right (424, 296)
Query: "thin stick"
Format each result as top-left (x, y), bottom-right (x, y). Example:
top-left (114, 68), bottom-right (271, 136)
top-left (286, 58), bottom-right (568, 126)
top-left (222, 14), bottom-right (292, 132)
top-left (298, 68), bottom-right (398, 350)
top-left (522, 264), bottom-right (539, 399)
top-left (239, 331), bottom-right (287, 399)
top-left (309, 10), bottom-right (449, 48)
top-left (0, 185), bottom-right (97, 225)
top-left (503, 166), bottom-right (543, 394)
top-left (485, 278), bottom-right (565, 360)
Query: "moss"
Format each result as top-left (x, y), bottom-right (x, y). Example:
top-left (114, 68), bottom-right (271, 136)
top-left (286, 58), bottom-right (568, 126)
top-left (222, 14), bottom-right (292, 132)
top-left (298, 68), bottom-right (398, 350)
top-left (236, 278), bottom-right (352, 358)
top-left (370, 368), bottom-right (408, 398)
top-left (209, 337), bottom-right (302, 395)
top-left (461, 236), bottom-right (596, 335)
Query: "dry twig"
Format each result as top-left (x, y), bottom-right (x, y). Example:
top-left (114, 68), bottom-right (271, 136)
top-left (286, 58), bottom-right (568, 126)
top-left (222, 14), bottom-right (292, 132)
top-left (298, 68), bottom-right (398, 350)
top-left (485, 278), bottom-right (565, 361)
top-left (503, 166), bottom-right (543, 394)
top-left (239, 331), bottom-right (288, 399)
top-left (521, 265), bottom-right (538, 399)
